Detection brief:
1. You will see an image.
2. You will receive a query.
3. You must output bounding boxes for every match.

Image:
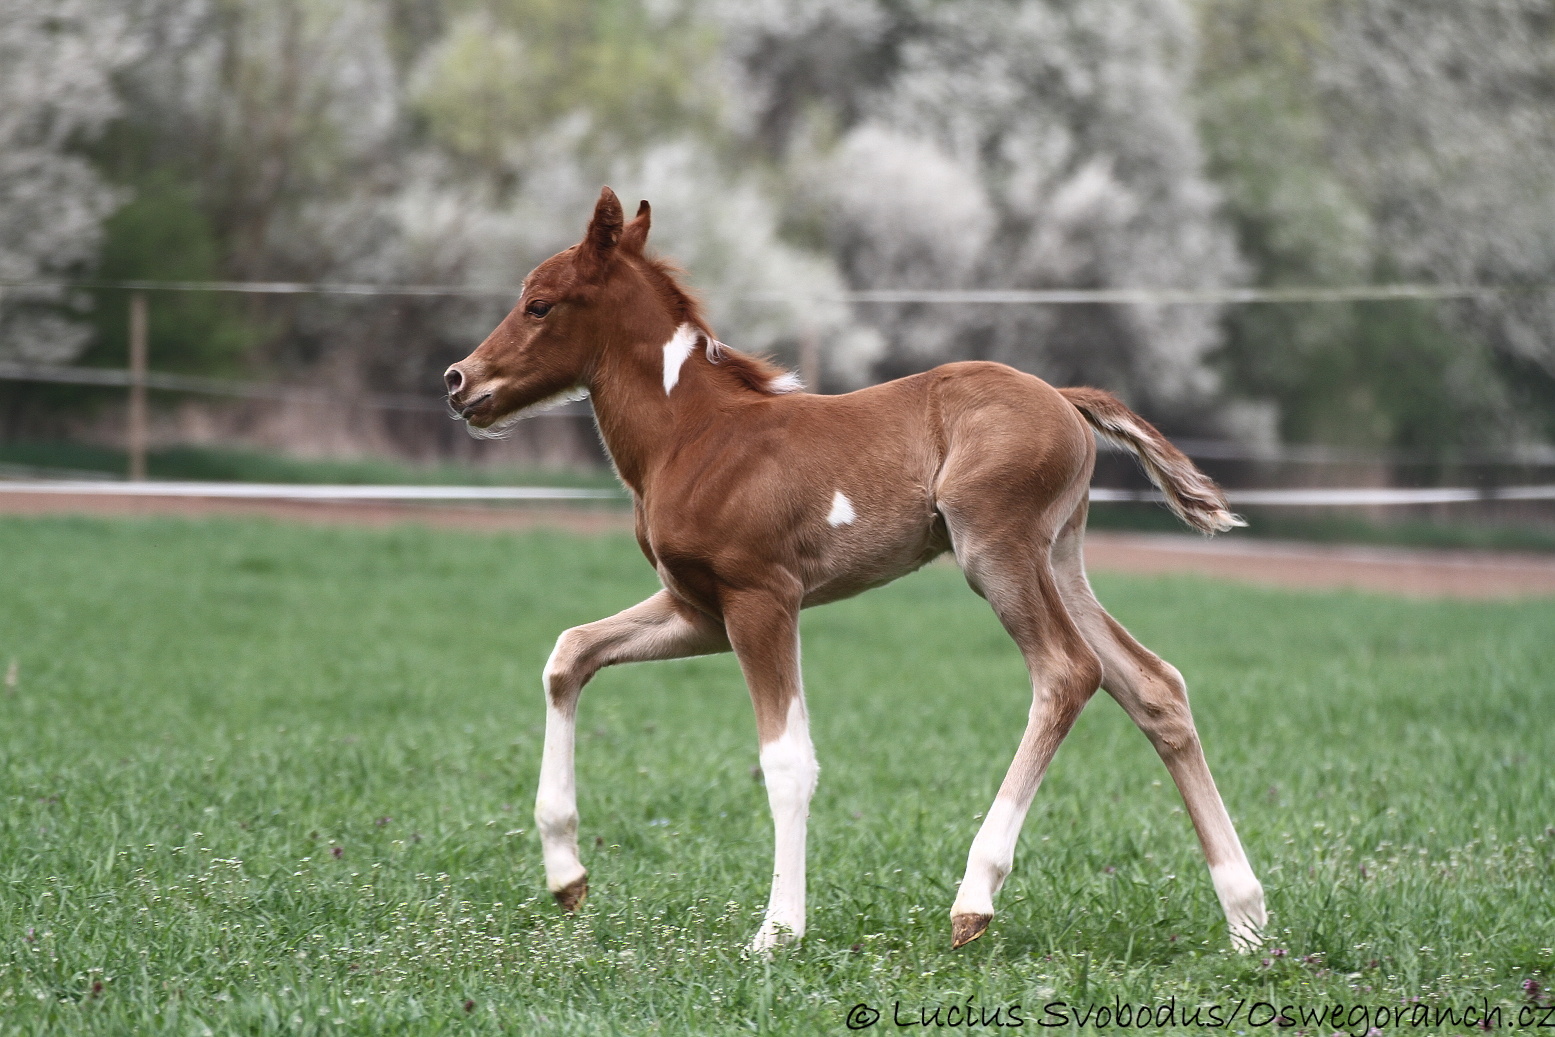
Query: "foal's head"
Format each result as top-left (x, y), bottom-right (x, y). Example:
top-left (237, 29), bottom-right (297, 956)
top-left (445, 187), bottom-right (689, 434)
top-left (447, 187), bottom-right (798, 435)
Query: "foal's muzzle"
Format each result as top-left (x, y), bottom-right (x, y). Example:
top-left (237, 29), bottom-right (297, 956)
top-left (443, 364), bottom-right (493, 420)
top-left (458, 392), bottom-right (493, 419)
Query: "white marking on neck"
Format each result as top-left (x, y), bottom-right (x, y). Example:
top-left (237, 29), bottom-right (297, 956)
top-left (826, 491), bottom-right (856, 527)
top-left (767, 372), bottom-right (803, 394)
top-left (662, 324), bottom-right (699, 395)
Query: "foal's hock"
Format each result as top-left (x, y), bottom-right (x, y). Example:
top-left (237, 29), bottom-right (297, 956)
top-left (444, 187), bottom-right (1267, 954)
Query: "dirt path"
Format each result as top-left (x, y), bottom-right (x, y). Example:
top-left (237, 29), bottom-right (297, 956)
top-left (3, 490), bottom-right (1553, 599)
top-left (1080, 531), bottom-right (1555, 600)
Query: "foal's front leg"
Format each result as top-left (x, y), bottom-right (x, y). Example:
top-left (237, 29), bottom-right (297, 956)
top-left (721, 587), bottom-right (817, 952)
top-left (537, 590), bottom-right (728, 910)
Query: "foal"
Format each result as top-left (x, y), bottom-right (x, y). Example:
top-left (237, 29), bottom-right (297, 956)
top-left (445, 188), bottom-right (1267, 953)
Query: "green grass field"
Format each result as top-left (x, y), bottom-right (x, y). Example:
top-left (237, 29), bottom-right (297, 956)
top-left (0, 517), bottom-right (1550, 1034)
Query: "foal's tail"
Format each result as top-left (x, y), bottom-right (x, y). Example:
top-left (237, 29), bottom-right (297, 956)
top-left (1059, 386), bottom-right (1245, 535)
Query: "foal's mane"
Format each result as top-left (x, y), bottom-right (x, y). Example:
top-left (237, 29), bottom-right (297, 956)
top-left (633, 253), bottom-right (799, 396)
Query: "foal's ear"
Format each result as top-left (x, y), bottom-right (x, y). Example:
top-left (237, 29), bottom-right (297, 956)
top-left (620, 200), bottom-right (651, 254)
top-left (577, 186), bottom-right (625, 281)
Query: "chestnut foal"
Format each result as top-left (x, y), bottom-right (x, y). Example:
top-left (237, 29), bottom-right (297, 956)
top-left (444, 188), bottom-right (1267, 954)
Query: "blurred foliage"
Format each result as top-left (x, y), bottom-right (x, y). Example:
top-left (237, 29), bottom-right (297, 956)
top-left (83, 173), bottom-right (260, 374)
top-left (4, 0), bottom-right (1554, 462)
top-left (1216, 298), bottom-right (1513, 452)
top-left (1193, 0), bottom-right (1555, 454)
top-left (410, 0), bottom-right (720, 172)
top-left (0, 0), bottom-right (129, 366)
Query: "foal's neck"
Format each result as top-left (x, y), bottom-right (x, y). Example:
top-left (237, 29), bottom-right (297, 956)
top-left (587, 323), bottom-right (725, 497)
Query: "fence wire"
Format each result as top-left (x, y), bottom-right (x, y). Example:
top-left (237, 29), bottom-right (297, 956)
top-left (5, 278), bottom-right (1555, 505)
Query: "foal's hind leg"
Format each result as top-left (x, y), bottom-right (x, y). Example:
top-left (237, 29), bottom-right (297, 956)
top-left (945, 520), bottom-right (1103, 948)
top-left (537, 590), bottom-right (728, 910)
top-left (1051, 530), bottom-right (1268, 950)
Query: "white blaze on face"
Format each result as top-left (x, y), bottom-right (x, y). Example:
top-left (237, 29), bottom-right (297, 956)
top-left (826, 490), bottom-right (856, 527)
top-left (661, 323), bottom-right (699, 395)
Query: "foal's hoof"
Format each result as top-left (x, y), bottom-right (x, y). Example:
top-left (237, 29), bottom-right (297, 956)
top-left (749, 921), bottom-right (801, 955)
top-left (552, 875), bottom-right (589, 913)
top-left (950, 912), bottom-right (992, 949)
top-left (1228, 919), bottom-right (1265, 954)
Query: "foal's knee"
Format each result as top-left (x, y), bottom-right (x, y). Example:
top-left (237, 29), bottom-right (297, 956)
top-left (1067, 648), bottom-right (1103, 703)
top-left (543, 626), bottom-right (598, 703)
top-left (1042, 644), bottom-right (1102, 716)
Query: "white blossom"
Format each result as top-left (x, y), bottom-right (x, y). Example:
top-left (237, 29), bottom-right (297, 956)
top-left (0, 0), bottom-right (136, 361)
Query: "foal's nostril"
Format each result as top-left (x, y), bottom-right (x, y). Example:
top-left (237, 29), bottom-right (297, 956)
top-left (444, 366), bottom-right (465, 395)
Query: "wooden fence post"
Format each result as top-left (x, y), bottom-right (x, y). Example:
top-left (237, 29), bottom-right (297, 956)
top-left (128, 292), bottom-right (148, 481)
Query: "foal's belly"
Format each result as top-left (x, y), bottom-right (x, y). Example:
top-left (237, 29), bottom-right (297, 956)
top-left (798, 504), bottom-right (951, 608)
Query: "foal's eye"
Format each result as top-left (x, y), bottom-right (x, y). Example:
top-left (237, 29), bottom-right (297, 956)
top-left (526, 300), bottom-right (552, 318)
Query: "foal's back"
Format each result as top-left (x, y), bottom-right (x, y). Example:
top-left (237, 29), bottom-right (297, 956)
top-left (637, 361), bottom-right (1095, 612)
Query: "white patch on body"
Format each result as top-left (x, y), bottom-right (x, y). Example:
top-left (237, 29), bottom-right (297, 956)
top-left (661, 324), bottom-right (699, 395)
top-left (766, 372), bottom-right (803, 394)
top-left (826, 490), bottom-right (856, 527)
top-left (951, 795), bottom-right (1028, 917)
top-left (752, 696), bottom-right (818, 950)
